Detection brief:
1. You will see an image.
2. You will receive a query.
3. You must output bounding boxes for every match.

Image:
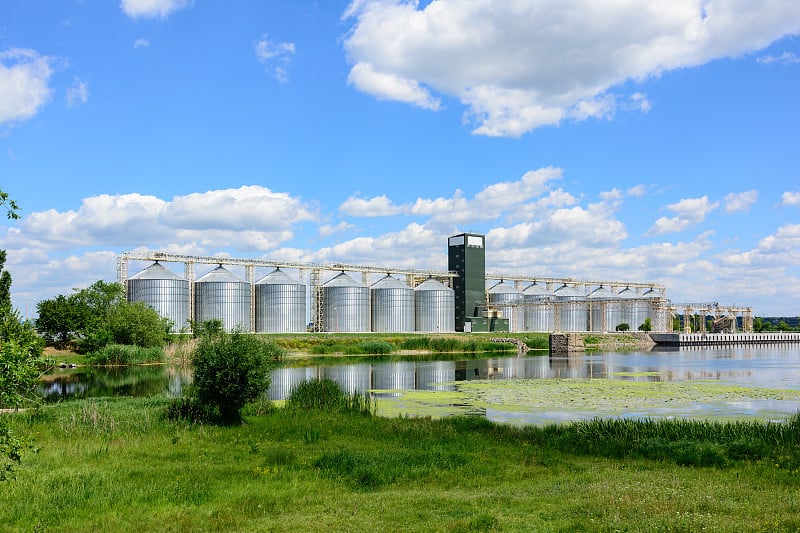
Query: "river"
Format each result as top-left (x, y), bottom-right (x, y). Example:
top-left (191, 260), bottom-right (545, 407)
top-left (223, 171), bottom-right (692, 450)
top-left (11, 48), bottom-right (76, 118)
top-left (41, 344), bottom-right (800, 424)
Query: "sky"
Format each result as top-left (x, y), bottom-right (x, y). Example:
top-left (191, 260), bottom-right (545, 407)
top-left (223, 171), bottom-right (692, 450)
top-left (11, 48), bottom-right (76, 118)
top-left (1, 0), bottom-right (799, 318)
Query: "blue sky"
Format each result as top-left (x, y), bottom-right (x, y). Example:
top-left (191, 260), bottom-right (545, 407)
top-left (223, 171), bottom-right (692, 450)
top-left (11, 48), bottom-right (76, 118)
top-left (1, 0), bottom-right (799, 318)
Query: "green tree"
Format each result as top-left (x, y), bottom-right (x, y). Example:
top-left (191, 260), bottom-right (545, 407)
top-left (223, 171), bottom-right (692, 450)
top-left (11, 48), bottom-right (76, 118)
top-left (0, 190), bottom-right (20, 220)
top-left (0, 250), bottom-right (12, 309)
top-left (190, 330), bottom-right (282, 425)
top-left (615, 323), bottom-right (630, 332)
top-left (638, 317), bottom-right (652, 332)
top-left (36, 281), bottom-right (169, 353)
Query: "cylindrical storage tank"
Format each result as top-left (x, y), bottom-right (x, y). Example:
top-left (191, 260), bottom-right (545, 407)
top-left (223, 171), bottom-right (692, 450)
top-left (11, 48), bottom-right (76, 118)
top-left (553, 284), bottom-right (587, 332)
top-left (522, 282), bottom-right (553, 332)
top-left (414, 279), bottom-right (455, 332)
top-left (194, 265), bottom-right (251, 332)
top-left (487, 281), bottom-right (523, 332)
top-left (127, 262), bottom-right (190, 333)
top-left (255, 268), bottom-right (306, 333)
top-left (322, 272), bottom-right (369, 332)
top-left (617, 287), bottom-right (647, 332)
top-left (587, 286), bottom-right (620, 332)
top-left (370, 275), bottom-right (414, 332)
top-left (643, 288), bottom-right (667, 332)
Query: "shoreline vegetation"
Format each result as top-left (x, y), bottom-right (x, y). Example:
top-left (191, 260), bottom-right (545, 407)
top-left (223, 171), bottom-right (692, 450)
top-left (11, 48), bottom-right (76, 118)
top-left (43, 331), bottom-right (663, 366)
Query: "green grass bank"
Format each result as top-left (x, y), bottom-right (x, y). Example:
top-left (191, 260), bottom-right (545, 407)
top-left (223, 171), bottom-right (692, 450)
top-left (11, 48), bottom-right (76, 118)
top-left (3, 396), bottom-right (800, 532)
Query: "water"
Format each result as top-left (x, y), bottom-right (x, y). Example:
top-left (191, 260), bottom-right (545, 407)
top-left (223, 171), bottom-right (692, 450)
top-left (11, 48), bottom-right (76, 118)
top-left (41, 345), bottom-right (800, 423)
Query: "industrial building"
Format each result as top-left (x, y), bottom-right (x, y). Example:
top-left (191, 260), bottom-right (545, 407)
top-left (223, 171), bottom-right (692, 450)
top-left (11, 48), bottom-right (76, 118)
top-left (119, 233), bottom-right (753, 334)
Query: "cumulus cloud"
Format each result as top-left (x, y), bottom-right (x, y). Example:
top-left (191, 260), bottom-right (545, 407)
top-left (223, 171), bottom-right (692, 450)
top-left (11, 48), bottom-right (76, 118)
top-left (133, 38), bottom-right (150, 48)
top-left (343, 0), bottom-right (800, 137)
top-left (782, 191), bottom-right (800, 206)
top-left (120, 0), bottom-right (191, 19)
top-left (339, 194), bottom-right (405, 216)
top-left (724, 190), bottom-right (758, 214)
top-left (0, 48), bottom-right (55, 125)
top-left (7, 186), bottom-right (317, 252)
top-left (66, 77), bottom-right (89, 107)
top-left (646, 195), bottom-right (719, 236)
top-left (758, 51), bottom-right (800, 65)
top-left (254, 34), bottom-right (296, 83)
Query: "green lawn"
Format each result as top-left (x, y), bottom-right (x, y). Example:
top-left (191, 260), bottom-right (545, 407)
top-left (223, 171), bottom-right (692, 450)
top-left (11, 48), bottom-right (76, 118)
top-left (2, 397), bottom-right (800, 532)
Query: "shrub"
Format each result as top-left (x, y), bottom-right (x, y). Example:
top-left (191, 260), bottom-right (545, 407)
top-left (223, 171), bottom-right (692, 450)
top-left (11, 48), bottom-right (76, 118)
top-left (89, 344), bottom-right (164, 365)
top-left (190, 331), bottom-right (283, 425)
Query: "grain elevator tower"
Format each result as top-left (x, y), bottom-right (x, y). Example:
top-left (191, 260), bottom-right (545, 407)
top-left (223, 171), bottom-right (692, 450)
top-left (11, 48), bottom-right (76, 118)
top-left (448, 233), bottom-right (486, 332)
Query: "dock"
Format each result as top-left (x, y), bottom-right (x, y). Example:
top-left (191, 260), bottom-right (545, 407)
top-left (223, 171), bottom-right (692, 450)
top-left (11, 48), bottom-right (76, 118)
top-left (649, 332), bottom-right (800, 347)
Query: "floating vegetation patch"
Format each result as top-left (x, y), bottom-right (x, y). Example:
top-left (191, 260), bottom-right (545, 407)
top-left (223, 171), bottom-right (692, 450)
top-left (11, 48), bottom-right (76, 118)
top-left (372, 379), bottom-right (800, 424)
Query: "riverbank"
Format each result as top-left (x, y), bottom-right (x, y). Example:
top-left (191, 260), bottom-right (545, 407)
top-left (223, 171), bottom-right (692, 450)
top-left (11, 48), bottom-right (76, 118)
top-left (3, 397), bottom-right (800, 532)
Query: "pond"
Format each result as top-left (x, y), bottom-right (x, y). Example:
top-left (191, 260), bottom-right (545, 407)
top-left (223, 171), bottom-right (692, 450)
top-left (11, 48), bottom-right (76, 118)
top-left (40, 344), bottom-right (800, 424)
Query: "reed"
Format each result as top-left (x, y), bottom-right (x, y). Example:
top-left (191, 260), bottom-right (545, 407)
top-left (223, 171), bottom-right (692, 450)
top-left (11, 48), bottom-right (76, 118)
top-left (88, 344), bottom-right (164, 365)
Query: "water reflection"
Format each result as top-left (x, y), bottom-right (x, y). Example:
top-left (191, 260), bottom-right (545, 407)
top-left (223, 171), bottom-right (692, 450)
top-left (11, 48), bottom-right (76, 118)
top-left (40, 345), bottom-right (800, 405)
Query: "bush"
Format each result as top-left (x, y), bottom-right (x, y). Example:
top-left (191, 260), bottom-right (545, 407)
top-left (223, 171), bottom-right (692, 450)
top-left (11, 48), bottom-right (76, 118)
top-left (89, 344), bottom-right (164, 365)
top-left (190, 331), bottom-right (284, 425)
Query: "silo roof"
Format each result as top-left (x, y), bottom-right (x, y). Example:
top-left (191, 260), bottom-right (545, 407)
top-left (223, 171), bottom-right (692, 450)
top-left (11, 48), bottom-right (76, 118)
top-left (129, 262), bottom-right (185, 281)
top-left (553, 284), bottom-right (583, 297)
top-left (588, 286), bottom-right (614, 299)
top-left (256, 268), bottom-right (303, 286)
top-left (195, 265), bottom-right (245, 283)
top-left (523, 282), bottom-right (551, 296)
top-left (324, 271), bottom-right (363, 288)
top-left (371, 275), bottom-right (410, 290)
top-left (487, 281), bottom-right (521, 295)
top-left (617, 287), bottom-right (637, 299)
top-left (415, 279), bottom-right (452, 292)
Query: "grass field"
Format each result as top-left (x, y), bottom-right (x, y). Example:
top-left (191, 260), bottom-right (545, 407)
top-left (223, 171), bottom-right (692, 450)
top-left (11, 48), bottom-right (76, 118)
top-left (2, 394), bottom-right (800, 532)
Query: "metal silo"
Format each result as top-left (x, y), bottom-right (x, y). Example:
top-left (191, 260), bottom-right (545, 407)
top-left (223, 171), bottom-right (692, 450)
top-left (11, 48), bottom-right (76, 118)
top-left (618, 286), bottom-right (648, 331)
top-left (370, 275), bottom-right (414, 332)
top-left (487, 281), bottom-right (523, 331)
top-left (414, 278), bottom-right (455, 332)
top-left (522, 282), bottom-right (553, 332)
top-left (553, 284), bottom-right (587, 332)
top-left (643, 287), bottom-right (668, 331)
top-left (255, 268), bottom-right (306, 333)
top-left (587, 286), bottom-right (620, 332)
top-left (322, 272), bottom-right (369, 332)
top-left (194, 265), bottom-right (251, 332)
top-left (127, 262), bottom-right (190, 333)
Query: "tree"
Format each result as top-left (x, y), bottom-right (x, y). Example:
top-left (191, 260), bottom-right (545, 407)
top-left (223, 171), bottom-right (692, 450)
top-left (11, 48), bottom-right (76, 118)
top-left (36, 281), bottom-right (169, 353)
top-left (190, 329), bottom-right (282, 425)
top-left (638, 318), bottom-right (652, 332)
top-left (0, 250), bottom-right (12, 309)
top-left (0, 190), bottom-right (20, 220)
top-left (615, 323), bottom-right (630, 332)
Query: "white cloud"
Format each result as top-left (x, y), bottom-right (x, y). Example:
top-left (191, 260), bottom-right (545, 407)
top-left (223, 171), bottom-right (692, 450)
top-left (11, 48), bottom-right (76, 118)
top-left (646, 195), bottom-right (719, 236)
top-left (254, 34), bottom-right (296, 83)
top-left (133, 38), bottom-right (150, 49)
top-left (782, 191), bottom-right (800, 206)
top-left (0, 48), bottom-right (54, 125)
top-left (319, 222), bottom-right (355, 238)
top-left (66, 77), bottom-right (89, 107)
top-left (348, 63), bottom-right (440, 110)
top-left (724, 190), bottom-right (758, 214)
top-left (343, 0), bottom-right (800, 137)
top-left (120, 0), bottom-right (190, 19)
top-left (7, 186), bottom-right (317, 252)
top-left (758, 51), bottom-right (800, 65)
top-left (339, 194), bottom-right (405, 216)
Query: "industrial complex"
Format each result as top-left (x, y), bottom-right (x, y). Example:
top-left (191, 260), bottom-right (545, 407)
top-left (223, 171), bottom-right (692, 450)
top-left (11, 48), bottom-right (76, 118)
top-left (117, 233), bottom-right (754, 335)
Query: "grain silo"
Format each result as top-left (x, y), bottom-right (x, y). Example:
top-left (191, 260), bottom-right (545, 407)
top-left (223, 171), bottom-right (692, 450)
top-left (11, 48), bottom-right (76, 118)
top-left (553, 284), bottom-right (587, 332)
top-left (414, 278), bottom-right (455, 332)
top-left (255, 268), bottom-right (306, 333)
top-left (194, 265), bottom-right (251, 332)
top-left (522, 282), bottom-right (554, 332)
top-left (587, 286), bottom-right (621, 332)
top-left (617, 286), bottom-right (648, 331)
top-left (127, 262), bottom-right (190, 333)
top-left (487, 281), bottom-right (523, 331)
top-left (370, 275), bottom-right (414, 332)
top-left (322, 272), bottom-right (369, 332)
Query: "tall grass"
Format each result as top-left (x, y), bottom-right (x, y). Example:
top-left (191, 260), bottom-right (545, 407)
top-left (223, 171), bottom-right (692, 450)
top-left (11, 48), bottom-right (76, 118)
top-left (285, 379), bottom-right (374, 415)
top-left (88, 344), bottom-right (164, 365)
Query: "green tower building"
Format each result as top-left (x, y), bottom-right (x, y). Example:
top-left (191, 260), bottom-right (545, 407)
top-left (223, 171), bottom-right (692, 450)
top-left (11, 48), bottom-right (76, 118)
top-left (448, 233), bottom-right (486, 332)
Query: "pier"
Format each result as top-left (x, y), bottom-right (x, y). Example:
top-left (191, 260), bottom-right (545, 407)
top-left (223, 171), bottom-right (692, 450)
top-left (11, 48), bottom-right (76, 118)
top-left (649, 332), bottom-right (800, 347)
